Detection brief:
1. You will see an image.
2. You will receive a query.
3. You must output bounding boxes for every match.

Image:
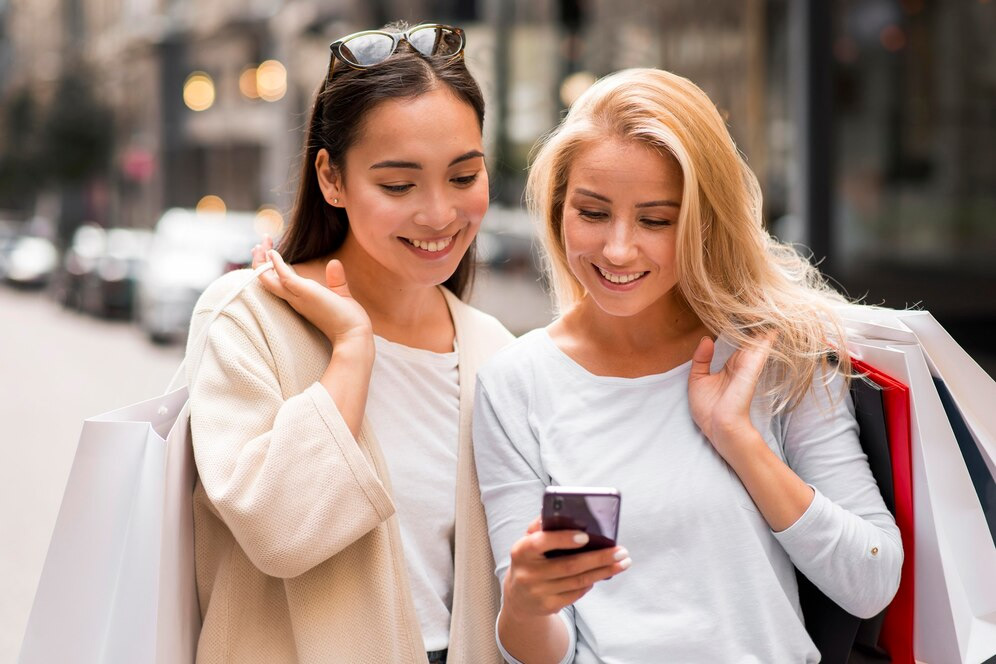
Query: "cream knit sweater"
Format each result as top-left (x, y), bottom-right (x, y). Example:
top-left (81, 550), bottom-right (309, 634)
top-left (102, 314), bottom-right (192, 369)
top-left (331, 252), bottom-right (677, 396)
top-left (186, 270), bottom-right (513, 663)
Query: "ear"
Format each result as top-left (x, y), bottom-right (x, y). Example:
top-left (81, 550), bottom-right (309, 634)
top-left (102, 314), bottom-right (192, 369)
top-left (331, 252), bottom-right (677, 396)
top-left (315, 149), bottom-right (344, 207)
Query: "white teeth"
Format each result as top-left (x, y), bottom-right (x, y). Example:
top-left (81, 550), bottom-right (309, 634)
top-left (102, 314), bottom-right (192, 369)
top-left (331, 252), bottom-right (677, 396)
top-left (598, 267), bottom-right (646, 284)
top-left (407, 236), bottom-right (454, 252)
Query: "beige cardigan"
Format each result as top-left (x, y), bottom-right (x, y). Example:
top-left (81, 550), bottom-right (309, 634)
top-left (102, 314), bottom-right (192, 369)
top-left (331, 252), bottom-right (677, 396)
top-left (186, 270), bottom-right (513, 663)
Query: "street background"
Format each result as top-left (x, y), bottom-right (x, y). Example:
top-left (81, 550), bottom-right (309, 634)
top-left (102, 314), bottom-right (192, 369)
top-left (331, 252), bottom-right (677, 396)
top-left (1, 0), bottom-right (994, 660)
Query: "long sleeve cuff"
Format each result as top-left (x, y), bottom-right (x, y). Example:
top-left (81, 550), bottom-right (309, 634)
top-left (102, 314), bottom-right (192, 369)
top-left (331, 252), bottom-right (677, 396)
top-left (772, 485), bottom-right (902, 618)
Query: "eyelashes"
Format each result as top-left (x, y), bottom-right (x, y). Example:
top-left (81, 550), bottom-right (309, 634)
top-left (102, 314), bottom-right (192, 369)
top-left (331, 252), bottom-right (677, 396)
top-left (377, 173), bottom-right (480, 195)
top-left (575, 208), bottom-right (673, 228)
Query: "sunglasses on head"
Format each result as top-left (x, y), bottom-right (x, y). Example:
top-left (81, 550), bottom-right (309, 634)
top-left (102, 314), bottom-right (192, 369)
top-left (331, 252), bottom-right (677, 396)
top-left (325, 24), bottom-right (465, 88)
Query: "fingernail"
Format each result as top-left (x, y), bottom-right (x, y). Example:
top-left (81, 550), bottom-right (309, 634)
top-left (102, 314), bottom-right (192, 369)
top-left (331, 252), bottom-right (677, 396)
top-left (573, 533), bottom-right (589, 545)
top-left (613, 548), bottom-right (629, 561)
top-left (618, 557), bottom-right (632, 570)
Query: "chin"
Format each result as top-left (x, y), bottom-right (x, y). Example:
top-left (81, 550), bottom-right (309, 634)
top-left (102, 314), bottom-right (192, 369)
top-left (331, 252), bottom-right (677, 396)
top-left (414, 262), bottom-right (465, 288)
top-left (583, 293), bottom-right (645, 318)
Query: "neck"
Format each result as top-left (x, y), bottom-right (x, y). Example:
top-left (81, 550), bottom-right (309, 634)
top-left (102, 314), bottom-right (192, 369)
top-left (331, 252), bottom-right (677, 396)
top-left (332, 235), bottom-right (451, 343)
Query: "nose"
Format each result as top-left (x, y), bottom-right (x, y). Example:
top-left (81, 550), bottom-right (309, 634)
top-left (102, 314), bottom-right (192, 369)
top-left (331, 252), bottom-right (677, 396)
top-left (601, 218), bottom-right (638, 266)
top-left (414, 186), bottom-right (459, 232)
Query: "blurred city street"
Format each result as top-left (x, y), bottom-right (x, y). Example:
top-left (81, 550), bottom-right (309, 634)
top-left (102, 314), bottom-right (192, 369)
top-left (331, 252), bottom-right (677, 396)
top-left (0, 268), bottom-right (553, 662)
top-left (1, 0), bottom-right (994, 660)
top-left (0, 285), bottom-right (182, 660)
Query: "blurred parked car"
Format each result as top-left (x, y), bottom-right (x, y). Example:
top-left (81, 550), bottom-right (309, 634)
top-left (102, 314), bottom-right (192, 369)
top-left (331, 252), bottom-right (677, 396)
top-left (55, 223), bottom-right (107, 309)
top-left (137, 208), bottom-right (269, 343)
top-left (4, 235), bottom-right (59, 288)
top-left (0, 219), bottom-right (22, 280)
top-left (79, 227), bottom-right (153, 318)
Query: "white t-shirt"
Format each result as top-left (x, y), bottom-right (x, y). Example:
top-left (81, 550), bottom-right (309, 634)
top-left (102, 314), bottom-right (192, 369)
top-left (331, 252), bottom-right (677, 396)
top-left (473, 328), bottom-right (902, 663)
top-left (366, 334), bottom-right (460, 652)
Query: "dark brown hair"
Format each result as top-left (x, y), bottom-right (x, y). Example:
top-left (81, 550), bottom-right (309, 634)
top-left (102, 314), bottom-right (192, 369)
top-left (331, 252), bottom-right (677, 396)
top-left (279, 23), bottom-right (486, 299)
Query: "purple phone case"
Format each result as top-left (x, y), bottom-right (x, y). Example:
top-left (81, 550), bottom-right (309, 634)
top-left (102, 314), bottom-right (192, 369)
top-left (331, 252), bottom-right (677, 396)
top-left (542, 491), bottom-right (620, 558)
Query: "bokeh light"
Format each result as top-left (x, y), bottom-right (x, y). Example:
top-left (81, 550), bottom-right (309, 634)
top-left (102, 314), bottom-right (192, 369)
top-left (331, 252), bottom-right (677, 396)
top-left (183, 72), bottom-right (215, 111)
top-left (880, 25), bottom-right (907, 52)
top-left (256, 60), bottom-right (287, 102)
top-left (559, 71), bottom-right (597, 108)
top-left (239, 66), bottom-right (259, 100)
top-left (834, 36), bottom-right (860, 64)
top-left (254, 206), bottom-right (285, 237)
top-left (196, 195), bottom-right (226, 214)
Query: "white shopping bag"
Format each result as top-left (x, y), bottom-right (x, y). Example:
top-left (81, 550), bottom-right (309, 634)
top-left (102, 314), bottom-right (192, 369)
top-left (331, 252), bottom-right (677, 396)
top-left (19, 264), bottom-right (271, 664)
top-left (846, 320), bottom-right (996, 664)
top-left (18, 388), bottom-right (199, 664)
top-left (894, 311), bottom-right (996, 478)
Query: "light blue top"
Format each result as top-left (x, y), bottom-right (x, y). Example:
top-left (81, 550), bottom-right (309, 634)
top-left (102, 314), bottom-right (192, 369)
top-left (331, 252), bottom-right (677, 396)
top-left (473, 329), bottom-right (902, 663)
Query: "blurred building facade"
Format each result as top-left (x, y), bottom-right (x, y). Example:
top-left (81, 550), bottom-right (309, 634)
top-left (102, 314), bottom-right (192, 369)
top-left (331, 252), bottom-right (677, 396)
top-left (0, 0), bottom-right (993, 352)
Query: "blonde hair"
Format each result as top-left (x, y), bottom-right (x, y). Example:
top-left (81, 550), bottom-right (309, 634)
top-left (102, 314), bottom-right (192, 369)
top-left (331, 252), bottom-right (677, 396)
top-left (526, 68), bottom-right (852, 412)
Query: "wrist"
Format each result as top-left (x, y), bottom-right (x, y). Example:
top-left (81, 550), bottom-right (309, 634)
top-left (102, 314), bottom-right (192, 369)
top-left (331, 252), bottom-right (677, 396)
top-left (327, 335), bottom-right (375, 376)
top-left (331, 331), bottom-right (374, 357)
top-left (720, 429), bottom-right (770, 474)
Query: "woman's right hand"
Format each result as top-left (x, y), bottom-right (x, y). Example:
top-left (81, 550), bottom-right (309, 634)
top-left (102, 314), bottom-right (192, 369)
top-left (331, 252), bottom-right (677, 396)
top-left (251, 238), bottom-right (372, 345)
top-left (502, 517), bottom-right (631, 619)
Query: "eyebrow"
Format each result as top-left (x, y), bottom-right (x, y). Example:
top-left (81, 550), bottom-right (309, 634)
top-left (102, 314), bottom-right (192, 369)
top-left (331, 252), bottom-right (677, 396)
top-left (574, 187), bottom-right (681, 208)
top-left (370, 150), bottom-right (485, 170)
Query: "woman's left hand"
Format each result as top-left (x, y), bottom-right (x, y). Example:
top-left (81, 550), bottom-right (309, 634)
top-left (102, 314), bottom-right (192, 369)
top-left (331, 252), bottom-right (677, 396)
top-left (687, 333), bottom-right (775, 450)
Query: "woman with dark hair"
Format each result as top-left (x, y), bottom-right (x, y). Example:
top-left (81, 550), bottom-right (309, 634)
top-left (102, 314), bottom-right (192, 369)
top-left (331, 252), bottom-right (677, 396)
top-left (186, 22), bottom-right (510, 663)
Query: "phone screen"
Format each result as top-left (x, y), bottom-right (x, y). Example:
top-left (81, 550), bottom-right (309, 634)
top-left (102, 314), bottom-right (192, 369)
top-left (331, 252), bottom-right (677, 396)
top-left (541, 488), bottom-right (621, 558)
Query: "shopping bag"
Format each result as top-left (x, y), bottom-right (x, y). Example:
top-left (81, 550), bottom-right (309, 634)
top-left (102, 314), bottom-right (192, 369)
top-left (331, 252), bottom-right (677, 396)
top-left (845, 326), bottom-right (996, 664)
top-left (18, 387), bottom-right (198, 664)
top-left (796, 359), bottom-right (914, 664)
top-left (894, 312), bottom-right (996, 486)
top-left (852, 359), bottom-right (915, 664)
top-left (19, 263), bottom-right (271, 664)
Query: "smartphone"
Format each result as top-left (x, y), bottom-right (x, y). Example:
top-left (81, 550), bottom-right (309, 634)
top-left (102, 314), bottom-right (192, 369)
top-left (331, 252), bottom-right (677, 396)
top-left (541, 486), bottom-right (621, 558)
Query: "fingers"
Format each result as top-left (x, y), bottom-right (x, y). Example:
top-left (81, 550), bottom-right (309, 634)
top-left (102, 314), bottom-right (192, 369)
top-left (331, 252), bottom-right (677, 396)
top-left (504, 540), bottom-right (631, 616)
top-left (734, 331), bottom-right (776, 387)
top-left (260, 249), bottom-right (299, 298)
top-left (252, 235), bottom-right (276, 270)
top-left (510, 530), bottom-right (627, 575)
top-left (544, 555), bottom-right (631, 594)
top-left (688, 335), bottom-right (715, 380)
top-left (325, 259), bottom-right (352, 298)
top-left (543, 546), bottom-right (630, 582)
top-left (533, 530), bottom-right (595, 558)
top-left (525, 517), bottom-right (542, 535)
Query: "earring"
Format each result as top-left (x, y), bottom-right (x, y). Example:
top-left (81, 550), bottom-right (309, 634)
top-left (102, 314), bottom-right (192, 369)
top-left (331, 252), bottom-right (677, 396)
top-left (332, 197), bottom-right (339, 205)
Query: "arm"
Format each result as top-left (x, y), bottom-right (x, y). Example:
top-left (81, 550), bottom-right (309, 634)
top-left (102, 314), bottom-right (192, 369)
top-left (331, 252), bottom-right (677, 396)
top-left (187, 289), bottom-right (392, 580)
top-left (254, 242), bottom-right (374, 437)
top-left (771, 372), bottom-right (902, 618)
top-left (688, 336), bottom-right (901, 618)
top-left (473, 380), bottom-right (629, 664)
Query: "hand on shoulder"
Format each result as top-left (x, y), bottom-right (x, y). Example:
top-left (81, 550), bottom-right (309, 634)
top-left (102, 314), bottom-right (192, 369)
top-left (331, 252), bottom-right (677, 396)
top-left (687, 332), bottom-right (775, 450)
top-left (251, 237), bottom-right (372, 346)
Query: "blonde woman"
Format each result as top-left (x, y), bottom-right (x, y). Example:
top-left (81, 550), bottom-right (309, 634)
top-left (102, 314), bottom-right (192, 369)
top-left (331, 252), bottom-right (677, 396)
top-left (472, 69), bottom-right (902, 663)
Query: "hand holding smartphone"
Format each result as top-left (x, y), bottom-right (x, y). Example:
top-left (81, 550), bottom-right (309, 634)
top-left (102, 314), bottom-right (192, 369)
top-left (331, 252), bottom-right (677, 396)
top-left (541, 486), bottom-right (621, 558)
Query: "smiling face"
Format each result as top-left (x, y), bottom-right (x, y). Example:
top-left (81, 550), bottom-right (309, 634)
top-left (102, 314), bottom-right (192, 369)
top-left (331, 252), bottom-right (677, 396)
top-left (325, 85), bottom-right (488, 288)
top-left (562, 136), bottom-right (685, 319)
